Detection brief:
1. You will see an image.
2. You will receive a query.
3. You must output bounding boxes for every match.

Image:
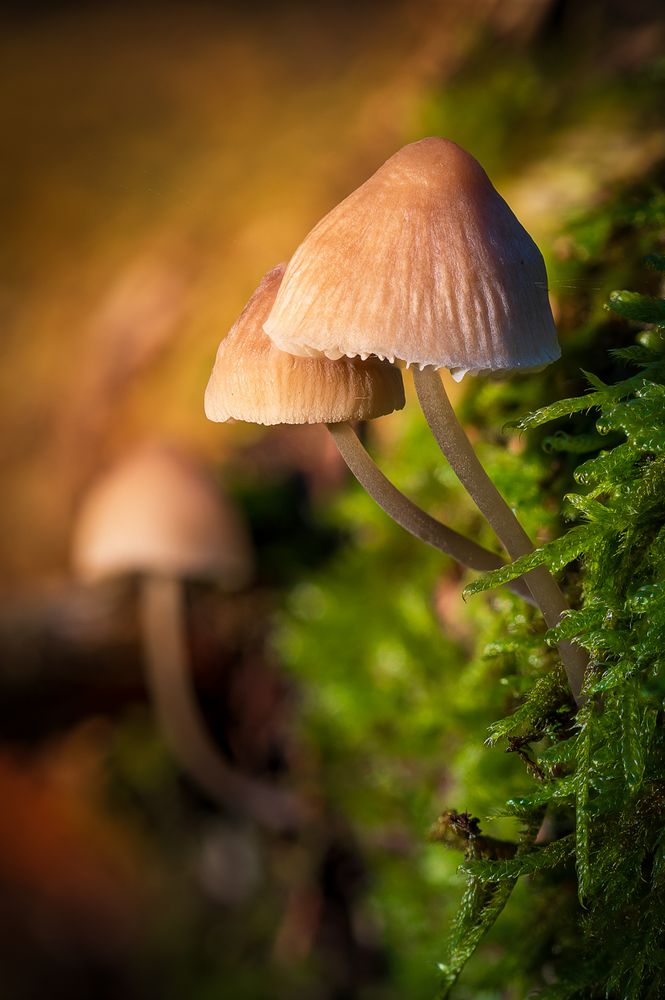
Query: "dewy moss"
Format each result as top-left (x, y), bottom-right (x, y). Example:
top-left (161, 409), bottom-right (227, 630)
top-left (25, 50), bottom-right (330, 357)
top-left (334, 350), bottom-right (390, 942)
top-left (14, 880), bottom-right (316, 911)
top-left (276, 229), bottom-right (665, 997)
top-left (434, 272), bottom-right (665, 998)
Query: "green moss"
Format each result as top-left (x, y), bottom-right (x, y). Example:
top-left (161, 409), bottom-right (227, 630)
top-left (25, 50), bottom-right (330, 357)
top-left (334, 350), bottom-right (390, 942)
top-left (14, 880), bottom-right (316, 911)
top-left (278, 182), bottom-right (665, 997)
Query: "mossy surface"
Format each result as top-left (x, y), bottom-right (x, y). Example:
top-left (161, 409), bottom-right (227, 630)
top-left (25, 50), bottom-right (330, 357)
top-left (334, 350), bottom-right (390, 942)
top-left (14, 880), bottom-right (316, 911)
top-left (278, 182), bottom-right (665, 997)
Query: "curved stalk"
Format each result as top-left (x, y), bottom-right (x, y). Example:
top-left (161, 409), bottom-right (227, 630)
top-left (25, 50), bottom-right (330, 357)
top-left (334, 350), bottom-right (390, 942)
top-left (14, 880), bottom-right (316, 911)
top-left (413, 367), bottom-right (587, 705)
top-left (139, 575), bottom-right (303, 830)
top-left (327, 421), bottom-right (534, 605)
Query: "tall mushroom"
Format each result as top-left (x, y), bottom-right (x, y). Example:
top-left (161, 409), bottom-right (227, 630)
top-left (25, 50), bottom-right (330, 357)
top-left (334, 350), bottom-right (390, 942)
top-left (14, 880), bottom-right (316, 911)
top-left (263, 138), bottom-right (587, 704)
top-left (72, 443), bottom-right (300, 829)
top-left (205, 263), bottom-right (533, 603)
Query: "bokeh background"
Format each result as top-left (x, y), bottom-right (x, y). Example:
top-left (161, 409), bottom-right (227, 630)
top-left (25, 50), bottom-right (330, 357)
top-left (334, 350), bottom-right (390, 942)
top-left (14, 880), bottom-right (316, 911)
top-left (2, 1), bottom-right (665, 997)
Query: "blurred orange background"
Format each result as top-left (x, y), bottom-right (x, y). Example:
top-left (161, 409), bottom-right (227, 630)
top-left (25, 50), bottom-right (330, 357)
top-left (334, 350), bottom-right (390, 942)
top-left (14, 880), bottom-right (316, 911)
top-left (5, 0), bottom-right (664, 584)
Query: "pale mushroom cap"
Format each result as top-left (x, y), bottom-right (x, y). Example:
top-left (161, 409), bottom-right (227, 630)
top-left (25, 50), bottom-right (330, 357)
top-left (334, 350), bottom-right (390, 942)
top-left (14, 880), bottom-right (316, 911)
top-left (204, 263), bottom-right (405, 425)
top-left (72, 444), bottom-right (253, 587)
top-left (263, 137), bottom-right (560, 379)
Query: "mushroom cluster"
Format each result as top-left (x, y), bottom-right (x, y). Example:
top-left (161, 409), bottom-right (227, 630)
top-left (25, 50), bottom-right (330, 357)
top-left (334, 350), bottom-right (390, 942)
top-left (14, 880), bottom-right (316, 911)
top-left (205, 137), bottom-right (587, 704)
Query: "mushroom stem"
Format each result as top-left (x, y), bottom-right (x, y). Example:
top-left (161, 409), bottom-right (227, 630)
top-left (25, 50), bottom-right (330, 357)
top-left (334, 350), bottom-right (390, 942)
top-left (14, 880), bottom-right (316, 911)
top-left (412, 367), bottom-right (587, 704)
top-left (139, 575), bottom-right (303, 830)
top-left (327, 422), bottom-right (534, 605)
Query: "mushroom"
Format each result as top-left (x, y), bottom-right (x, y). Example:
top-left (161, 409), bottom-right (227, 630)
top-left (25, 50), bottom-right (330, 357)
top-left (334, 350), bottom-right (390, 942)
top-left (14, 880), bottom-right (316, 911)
top-left (263, 138), bottom-right (587, 704)
top-left (205, 263), bottom-right (533, 603)
top-left (72, 443), bottom-right (300, 829)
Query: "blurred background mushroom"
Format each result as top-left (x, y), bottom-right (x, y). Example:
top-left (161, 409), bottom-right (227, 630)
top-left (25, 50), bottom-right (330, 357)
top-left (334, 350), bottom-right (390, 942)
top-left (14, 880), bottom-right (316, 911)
top-left (70, 442), bottom-right (301, 829)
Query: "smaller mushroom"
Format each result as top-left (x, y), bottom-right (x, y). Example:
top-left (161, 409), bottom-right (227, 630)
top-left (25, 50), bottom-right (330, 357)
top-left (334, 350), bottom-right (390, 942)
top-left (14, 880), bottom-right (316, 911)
top-left (205, 264), bottom-right (532, 603)
top-left (72, 443), bottom-right (300, 830)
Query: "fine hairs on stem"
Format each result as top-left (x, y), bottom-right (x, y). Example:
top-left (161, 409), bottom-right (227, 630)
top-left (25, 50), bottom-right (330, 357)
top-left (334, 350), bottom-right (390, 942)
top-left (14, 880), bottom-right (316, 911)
top-left (327, 421), bottom-right (534, 605)
top-left (412, 367), bottom-right (587, 704)
top-left (140, 575), bottom-right (303, 831)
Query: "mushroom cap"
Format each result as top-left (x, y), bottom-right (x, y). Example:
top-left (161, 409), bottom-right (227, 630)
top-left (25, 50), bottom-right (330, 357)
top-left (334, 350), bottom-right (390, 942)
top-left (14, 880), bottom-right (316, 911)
top-left (263, 138), bottom-right (560, 379)
top-left (72, 443), bottom-right (253, 586)
top-left (204, 263), bottom-right (405, 425)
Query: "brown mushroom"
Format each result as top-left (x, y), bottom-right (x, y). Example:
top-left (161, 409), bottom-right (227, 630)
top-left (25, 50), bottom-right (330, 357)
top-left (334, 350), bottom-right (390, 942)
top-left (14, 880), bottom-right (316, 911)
top-left (262, 139), bottom-right (586, 703)
top-left (205, 264), bottom-right (533, 603)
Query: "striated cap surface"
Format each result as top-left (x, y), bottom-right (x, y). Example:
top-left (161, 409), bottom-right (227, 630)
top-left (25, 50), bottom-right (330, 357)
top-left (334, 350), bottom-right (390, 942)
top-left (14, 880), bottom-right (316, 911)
top-left (263, 138), bottom-right (560, 378)
top-left (72, 443), bottom-right (253, 586)
top-left (204, 264), bottom-right (405, 424)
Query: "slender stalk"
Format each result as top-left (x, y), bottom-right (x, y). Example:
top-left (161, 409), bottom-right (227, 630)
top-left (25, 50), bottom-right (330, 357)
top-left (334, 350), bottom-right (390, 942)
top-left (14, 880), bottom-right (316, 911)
top-left (413, 367), bottom-right (587, 704)
top-left (327, 421), bottom-right (534, 605)
top-left (139, 575), bottom-right (303, 830)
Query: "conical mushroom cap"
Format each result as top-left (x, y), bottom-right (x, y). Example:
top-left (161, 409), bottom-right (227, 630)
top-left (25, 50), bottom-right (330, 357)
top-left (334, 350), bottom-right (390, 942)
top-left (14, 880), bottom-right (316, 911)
top-left (264, 138), bottom-right (560, 379)
top-left (72, 443), bottom-right (253, 587)
top-left (204, 264), bottom-right (405, 425)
